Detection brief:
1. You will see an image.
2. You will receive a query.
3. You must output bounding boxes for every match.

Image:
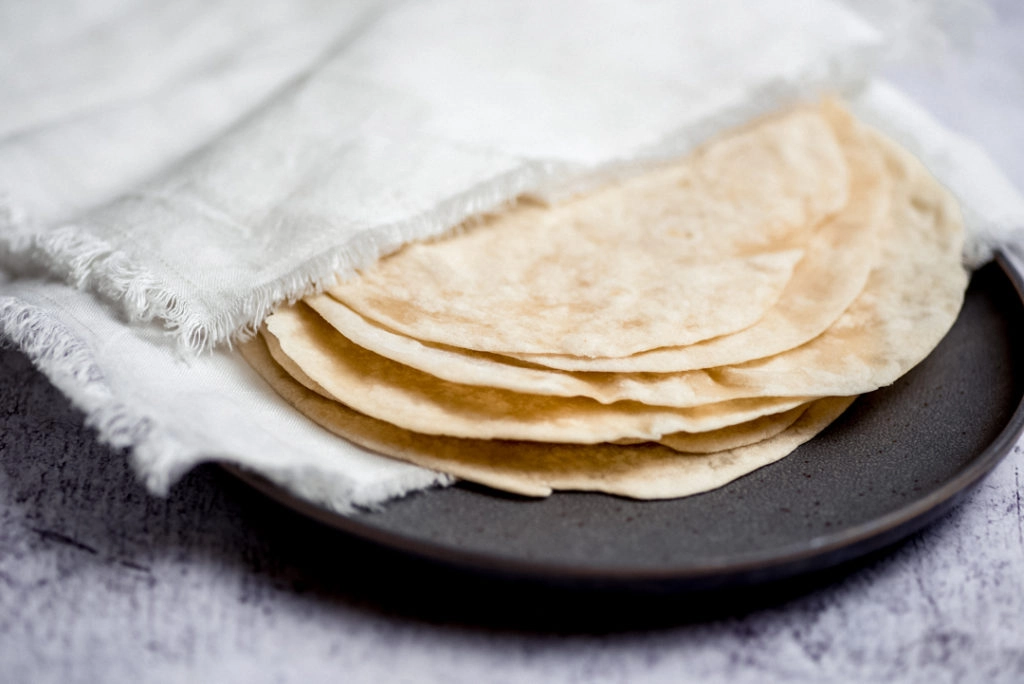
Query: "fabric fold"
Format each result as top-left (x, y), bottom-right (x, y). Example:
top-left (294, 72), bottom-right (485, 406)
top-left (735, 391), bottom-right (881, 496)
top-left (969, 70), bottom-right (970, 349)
top-left (1, 0), bottom-right (884, 351)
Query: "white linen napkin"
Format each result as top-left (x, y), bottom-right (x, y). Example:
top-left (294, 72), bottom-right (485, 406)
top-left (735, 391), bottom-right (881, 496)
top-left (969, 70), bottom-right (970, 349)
top-left (2, 0), bottom-right (1023, 511)
top-left (2, 0), bottom-right (886, 351)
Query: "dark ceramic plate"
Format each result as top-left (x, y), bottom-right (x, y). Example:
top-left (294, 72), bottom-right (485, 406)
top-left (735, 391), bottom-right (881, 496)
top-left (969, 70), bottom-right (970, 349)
top-left (230, 253), bottom-right (1024, 594)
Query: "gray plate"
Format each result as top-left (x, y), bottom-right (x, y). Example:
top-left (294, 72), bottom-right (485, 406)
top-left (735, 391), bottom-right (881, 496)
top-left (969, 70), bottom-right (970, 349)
top-left (231, 254), bottom-right (1024, 595)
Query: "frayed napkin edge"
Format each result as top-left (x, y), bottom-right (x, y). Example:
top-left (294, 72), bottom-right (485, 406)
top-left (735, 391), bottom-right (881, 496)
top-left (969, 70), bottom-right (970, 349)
top-left (0, 159), bottom-right (565, 355)
top-left (0, 297), bottom-right (193, 493)
top-left (0, 295), bottom-right (453, 511)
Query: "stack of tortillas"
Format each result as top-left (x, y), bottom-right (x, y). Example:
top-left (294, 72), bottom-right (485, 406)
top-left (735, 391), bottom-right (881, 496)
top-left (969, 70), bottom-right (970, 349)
top-left (241, 99), bottom-right (968, 499)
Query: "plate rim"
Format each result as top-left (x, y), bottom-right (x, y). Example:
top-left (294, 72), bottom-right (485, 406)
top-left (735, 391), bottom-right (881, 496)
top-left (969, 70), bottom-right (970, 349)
top-left (225, 251), bottom-right (1024, 587)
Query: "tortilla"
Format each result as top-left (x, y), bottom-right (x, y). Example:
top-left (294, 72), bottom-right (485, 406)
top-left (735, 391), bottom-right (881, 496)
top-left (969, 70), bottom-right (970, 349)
top-left (292, 126), bottom-right (962, 419)
top-left (241, 333), bottom-right (854, 499)
top-left (306, 102), bottom-right (886, 391)
top-left (264, 314), bottom-right (812, 455)
top-left (699, 129), bottom-right (966, 396)
top-left (327, 103), bottom-right (849, 357)
top-left (263, 303), bottom-right (814, 443)
top-left (658, 402), bottom-right (809, 453)
top-left (505, 102), bottom-right (889, 372)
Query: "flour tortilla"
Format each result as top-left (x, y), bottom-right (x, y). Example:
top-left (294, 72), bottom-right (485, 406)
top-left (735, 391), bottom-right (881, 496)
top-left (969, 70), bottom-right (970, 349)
top-left (303, 126), bottom-right (962, 410)
top-left (241, 334), bottom-right (855, 499)
top-left (700, 129), bottom-right (966, 397)
top-left (328, 103), bottom-right (849, 357)
top-left (263, 303), bottom-right (814, 443)
top-left (506, 102), bottom-right (889, 372)
top-left (263, 315), bottom-right (812, 455)
top-left (658, 402), bottom-right (809, 453)
top-left (307, 103), bottom-right (886, 391)
top-left (306, 293), bottom-right (827, 410)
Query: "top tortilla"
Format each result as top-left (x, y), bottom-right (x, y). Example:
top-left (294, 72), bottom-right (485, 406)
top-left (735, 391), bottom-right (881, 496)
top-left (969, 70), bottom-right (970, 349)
top-left (309, 101), bottom-right (885, 387)
top-left (327, 103), bottom-right (849, 357)
top-left (276, 123), bottom-right (965, 422)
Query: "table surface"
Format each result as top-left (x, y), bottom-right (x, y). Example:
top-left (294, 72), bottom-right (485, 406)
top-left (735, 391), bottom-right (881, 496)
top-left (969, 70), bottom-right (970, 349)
top-left (3, 5), bottom-right (1024, 683)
